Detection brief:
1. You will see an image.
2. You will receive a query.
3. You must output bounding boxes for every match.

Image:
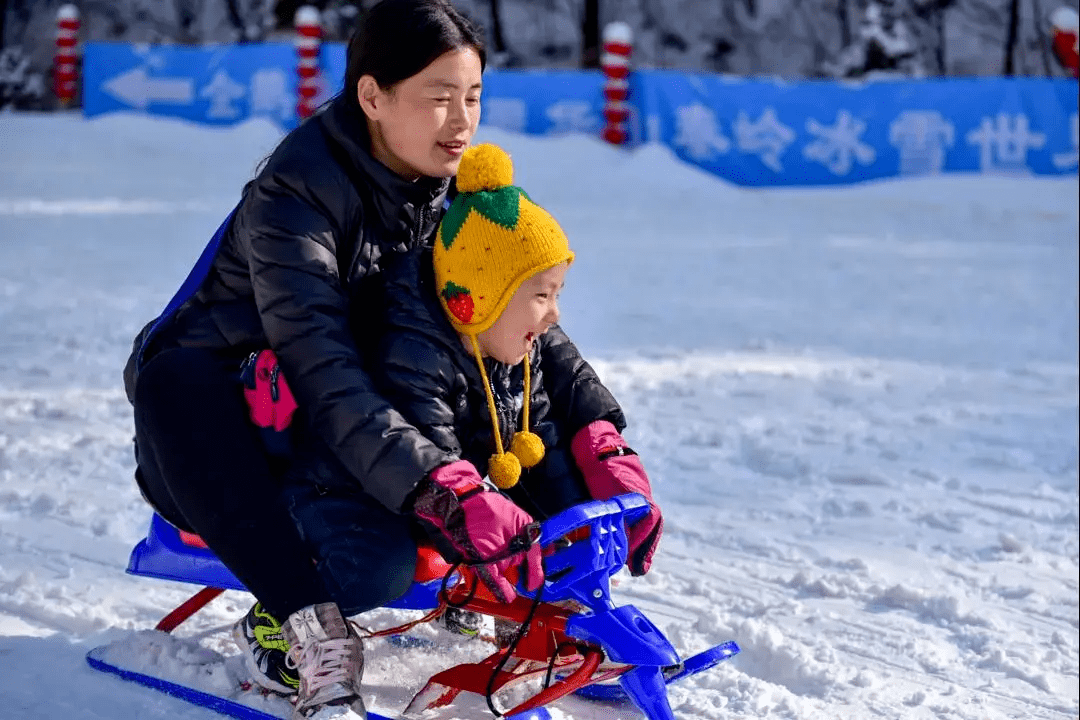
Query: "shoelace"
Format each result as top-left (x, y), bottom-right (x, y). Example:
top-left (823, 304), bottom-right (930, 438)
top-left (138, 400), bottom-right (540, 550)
top-left (286, 637), bottom-right (357, 699)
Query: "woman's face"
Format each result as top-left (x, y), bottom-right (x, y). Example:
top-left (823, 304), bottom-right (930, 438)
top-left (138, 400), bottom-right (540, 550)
top-left (360, 47), bottom-right (483, 180)
top-left (476, 263), bottom-right (568, 365)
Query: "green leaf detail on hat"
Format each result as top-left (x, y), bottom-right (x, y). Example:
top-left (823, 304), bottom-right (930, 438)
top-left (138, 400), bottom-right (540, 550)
top-left (440, 202), bottom-right (469, 249)
top-left (441, 280), bottom-right (469, 298)
top-left (472, 187), bottom-right (521, 228)
top-left (441, 187), bottom-right (521, 249)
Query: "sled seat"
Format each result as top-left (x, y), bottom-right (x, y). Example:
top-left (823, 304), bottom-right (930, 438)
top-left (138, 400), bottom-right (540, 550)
top-left (127, 493), bottom-right (653, 612)
top-left (127, 513), bottom-right (454, 610)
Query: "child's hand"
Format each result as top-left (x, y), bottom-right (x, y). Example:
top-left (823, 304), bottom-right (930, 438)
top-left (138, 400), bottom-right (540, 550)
top-left (412, 460), bottom-right (544, 602)
top-left (571, 420), bottom-right (664, 576)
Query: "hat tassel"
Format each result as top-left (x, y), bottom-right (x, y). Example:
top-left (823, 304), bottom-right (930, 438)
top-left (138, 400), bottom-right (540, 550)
top-left (511, 359), bottom-right (545, 468)
top-left (470, 336), bottom-right (545, 490)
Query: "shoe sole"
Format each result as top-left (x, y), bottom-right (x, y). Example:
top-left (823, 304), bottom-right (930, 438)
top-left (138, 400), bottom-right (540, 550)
top-left (231, 620), bottom-right (298, 696)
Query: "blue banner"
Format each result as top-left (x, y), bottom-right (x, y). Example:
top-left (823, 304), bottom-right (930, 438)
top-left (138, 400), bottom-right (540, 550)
top-left (479, 70), bottom-right (605, 137)
top-left (631, 72), bottom-right (1079, 186)
top-left (83, 43), bottom-right (306, 128)
top-left (83, 42), bottom-right (608, 136)
top-left (82, 42), bottom-right (1078, 186)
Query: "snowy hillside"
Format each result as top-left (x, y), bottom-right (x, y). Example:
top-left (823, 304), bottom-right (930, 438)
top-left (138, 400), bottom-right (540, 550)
top-left (0, 111), bottom-right (1077, 720)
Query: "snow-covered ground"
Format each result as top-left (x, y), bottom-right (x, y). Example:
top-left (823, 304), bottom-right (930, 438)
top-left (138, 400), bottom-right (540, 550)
top-left (0, 111), bottom-right (1076, 720)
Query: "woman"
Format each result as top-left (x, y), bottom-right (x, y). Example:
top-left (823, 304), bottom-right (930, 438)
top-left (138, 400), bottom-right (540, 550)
top-left (123, 1), bottom-right (624, 718)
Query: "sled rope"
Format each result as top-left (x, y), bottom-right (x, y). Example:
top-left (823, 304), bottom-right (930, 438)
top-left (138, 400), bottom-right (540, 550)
top-left (484, 581), bottom-right (546, 718)
top-left (353, 601), bottom-right (448, 640)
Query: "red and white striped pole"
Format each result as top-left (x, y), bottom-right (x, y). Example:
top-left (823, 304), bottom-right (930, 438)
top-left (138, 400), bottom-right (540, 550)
top-left (54, 4), bottom-right (80, 107)
top-left (295, 6), bottom-right (322, 120)
top-left (600, 22), bottom-right (633, 145)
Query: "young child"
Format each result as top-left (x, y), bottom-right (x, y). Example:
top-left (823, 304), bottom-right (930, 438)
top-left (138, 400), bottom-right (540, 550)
top-left (274, 143), bottom-right (664, 716)
top-left (376, 143), bottom-right (664, 585)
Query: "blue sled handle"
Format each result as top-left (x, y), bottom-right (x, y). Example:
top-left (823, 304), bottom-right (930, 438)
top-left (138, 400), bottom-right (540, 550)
top-left (538, 493), bottom-right (650, 547)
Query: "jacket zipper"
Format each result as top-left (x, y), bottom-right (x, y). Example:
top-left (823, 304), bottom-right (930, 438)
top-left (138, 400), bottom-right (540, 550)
top-left (488, 368), bottom-right (515, 450)
top-left (413, 202), bottom-right (428, 246)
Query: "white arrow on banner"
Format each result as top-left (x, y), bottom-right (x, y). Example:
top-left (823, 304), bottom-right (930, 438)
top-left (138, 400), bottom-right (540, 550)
top-left (103, 67), bottom-right (195, 109)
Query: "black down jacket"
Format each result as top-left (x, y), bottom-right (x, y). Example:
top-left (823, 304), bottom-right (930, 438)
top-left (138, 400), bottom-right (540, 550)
top-left (124, 95), bottom-right (624, 513)
top-left (372, 249), bottom-right (624, 518)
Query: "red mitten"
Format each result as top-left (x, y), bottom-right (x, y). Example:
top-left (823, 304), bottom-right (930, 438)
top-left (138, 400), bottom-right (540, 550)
top-left (412, 460), bottom-right (544, 602)
top-left (571, 421), bottom-right (663, 576)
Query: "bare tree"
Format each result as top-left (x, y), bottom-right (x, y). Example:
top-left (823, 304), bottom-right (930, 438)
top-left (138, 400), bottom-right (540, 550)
top-left (794, 0), bottom-right (836, 74)
top-left (838, 0), bottom-right (853, 47)
top-left (224, 0), bottom-right (248, 41)
top-left (489, 0), bottom-right (509, 57)
top-left (1003, 0), bottom-right (1020, 73)
top-left (638, 0), bottom-right (674, 67)
top-left (1029, 0), bottom-right (1055, 75)
top-left (910, 0), bottom-right (956, 75)
top-left (956, 0), bottom-right (1012, 73)
top-left (2, 0), bottom-right (36, 48)
top-left (582, 0), bottom-right (599, 68)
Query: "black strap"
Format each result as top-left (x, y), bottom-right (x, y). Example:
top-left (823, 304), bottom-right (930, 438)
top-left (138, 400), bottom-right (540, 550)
top-left (598, 446), bottom-right (637, 461)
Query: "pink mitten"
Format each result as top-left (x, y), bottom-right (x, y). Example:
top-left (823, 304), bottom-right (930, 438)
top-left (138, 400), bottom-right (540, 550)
top-left (571, 421), bottom-right (663, 575)
top-left (412, 460), bottom-right (544, 602)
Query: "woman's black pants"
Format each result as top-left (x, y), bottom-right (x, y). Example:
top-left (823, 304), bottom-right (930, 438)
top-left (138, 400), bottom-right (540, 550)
top-left (132, 347), bottom-right (333, 619)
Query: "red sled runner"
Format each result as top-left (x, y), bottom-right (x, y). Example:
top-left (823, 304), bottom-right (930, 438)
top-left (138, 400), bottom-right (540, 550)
top-left (87, 493), bottom-right (738, 719)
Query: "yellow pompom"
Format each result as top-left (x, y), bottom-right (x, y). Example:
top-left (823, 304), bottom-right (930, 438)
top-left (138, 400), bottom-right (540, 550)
top-left (488, 452), bottom-right (521, 489)
top-left (456, 144), bottom-right (514, 193)
top-left (511, 431), bottom-right (545, 469)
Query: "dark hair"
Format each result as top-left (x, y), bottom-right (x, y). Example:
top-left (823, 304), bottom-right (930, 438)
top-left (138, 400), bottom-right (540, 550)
top-left (344, 0), bottom-right (486, 104)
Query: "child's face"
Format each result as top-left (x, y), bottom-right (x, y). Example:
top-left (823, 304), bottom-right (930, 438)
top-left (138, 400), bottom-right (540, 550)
top-left (477, 262), bottom-right (568, 365)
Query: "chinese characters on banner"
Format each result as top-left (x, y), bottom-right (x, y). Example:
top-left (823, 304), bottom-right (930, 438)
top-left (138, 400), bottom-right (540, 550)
top-left (82, 43), bottom-right (1078, 187)
top-left (647, 74), bottom-right (1077, 185)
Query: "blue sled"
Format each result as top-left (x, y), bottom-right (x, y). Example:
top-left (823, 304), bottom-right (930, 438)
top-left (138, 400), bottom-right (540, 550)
top-left (570, 640), bottom-right (741, 702)
top-left (92, 494), bottom-right (739, 720)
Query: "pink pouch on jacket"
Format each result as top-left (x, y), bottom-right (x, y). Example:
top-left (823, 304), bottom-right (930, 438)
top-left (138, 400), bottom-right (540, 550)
top-left (240, 349), bottom-right (298, 432)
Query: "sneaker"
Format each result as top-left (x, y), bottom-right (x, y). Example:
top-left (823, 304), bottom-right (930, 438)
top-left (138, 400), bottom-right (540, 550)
top-left (494, 617), bottom-right (522, 648)
top-left (439, 607), bottom-right (483, 639)
top-left (233, 602), bottom-right (300, 695)
top-left (283, 602), bottom-right (367, 720)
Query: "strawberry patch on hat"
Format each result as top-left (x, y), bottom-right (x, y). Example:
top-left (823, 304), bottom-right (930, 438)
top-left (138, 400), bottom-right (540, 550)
top-left (441, 281), bottom-right (474, 324)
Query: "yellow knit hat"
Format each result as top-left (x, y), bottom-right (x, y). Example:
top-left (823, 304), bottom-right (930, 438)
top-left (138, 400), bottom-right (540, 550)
top-left (434, 144), bottom-right (574, 489)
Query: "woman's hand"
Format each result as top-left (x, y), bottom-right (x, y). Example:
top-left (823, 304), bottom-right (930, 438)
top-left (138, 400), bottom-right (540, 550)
top-left (412, 460), bottom-right (544, 602)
